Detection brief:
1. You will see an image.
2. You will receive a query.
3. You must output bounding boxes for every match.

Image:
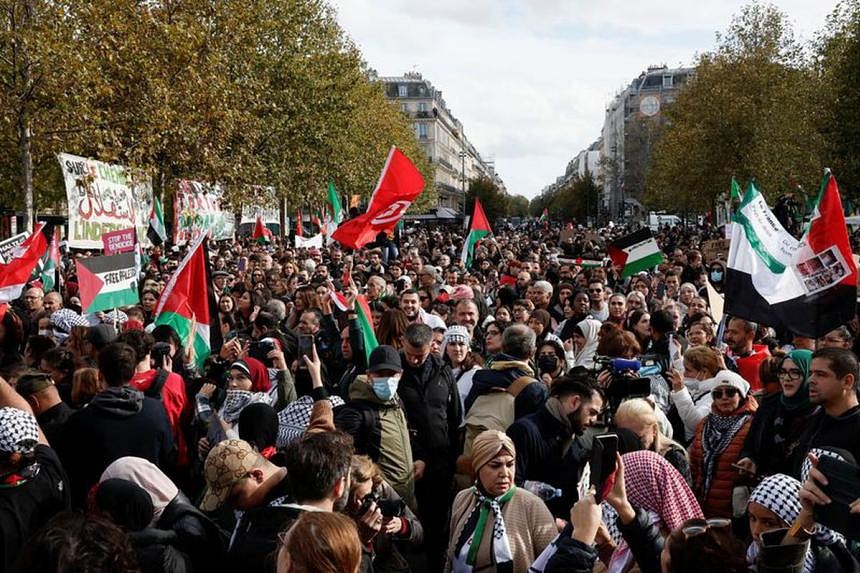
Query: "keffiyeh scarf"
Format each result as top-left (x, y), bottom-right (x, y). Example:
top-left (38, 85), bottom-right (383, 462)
top-left (220, 389), bottom-right (272, 424)
top-left (746, 473), bottom-right (844, 573)
top-left (702, 410), bottom-right (750, 496)
top-left (452, 486), bottom-right (516, 572)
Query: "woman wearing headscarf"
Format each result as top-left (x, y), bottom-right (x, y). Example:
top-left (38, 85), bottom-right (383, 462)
top-left (689, 375), bottom-right (758, 518)
top-left (92, 478), bottom-right (192, 573)
top-left (446, 430), bottom-right (556, 572)
top-left (737, 349), bottom-right (819, 478)
top-left (565, 317), bottom-right (600, 370)
top-left (196, 357), bottom-right (273, 452)
top-left (100, 457), bottom-right (228, 571)
top-left (747, 473), bottom-right (856, 572)
top-left (602, 450), bottom-right (704, 572)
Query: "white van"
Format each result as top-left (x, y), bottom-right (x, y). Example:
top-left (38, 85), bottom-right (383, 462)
top-left (647, 212), bottom-right (682, 231)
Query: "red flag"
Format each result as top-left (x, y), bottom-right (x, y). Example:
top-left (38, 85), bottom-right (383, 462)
top-left (0, 223), bottom-right (50, 318)
top-left (295, 208), bottom-right (303, 237)
top-left (332, 147), bottom-right (424, 249)
top-left (253, 216), bottom-right (271, 244)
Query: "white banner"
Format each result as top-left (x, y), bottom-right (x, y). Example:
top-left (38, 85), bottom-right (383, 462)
top-left (294, 234), bottom-right (323, 249)
top-left (240, 187), bottom-right (280, 226)
top-left (174, 180), bottom-right (235, 245)
top-left (58, 153), bottom-right (153, 249)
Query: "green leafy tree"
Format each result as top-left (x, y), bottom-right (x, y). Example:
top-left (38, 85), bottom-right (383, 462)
top-left (466, 175), bottom-right (508, 222)
top-left (816, 0), bottom-right (860, 201)
top-left (647, 2), bottom-right (824, 211)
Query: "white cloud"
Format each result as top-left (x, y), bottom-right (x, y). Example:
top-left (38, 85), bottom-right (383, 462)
top-left (330, 0), bottom-right (839, 198)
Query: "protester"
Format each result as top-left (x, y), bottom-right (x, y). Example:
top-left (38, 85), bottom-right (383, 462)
top-left (445, 430), bottom-right (556, 572)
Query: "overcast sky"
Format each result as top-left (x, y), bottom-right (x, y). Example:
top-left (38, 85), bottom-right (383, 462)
top-left (330, 1), bottom-right (839, 199)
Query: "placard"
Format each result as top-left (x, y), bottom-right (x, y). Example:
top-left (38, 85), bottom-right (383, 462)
top-left (174, 180), bottom-right (235, 245)
top-left (102, 228), bottom-right (136, 255)
top-left (0, 232), bottom-right (27, 263)
top-left (58, 153), bottom-right (153, 249)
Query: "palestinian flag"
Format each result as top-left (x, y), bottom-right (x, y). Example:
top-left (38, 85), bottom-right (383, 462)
top-left (77, 252), bottom-right (139, 313)
top-left (725, 172), bottom-right (856, 337)
top-left (355, 294), bottom-right (378, 363)
top-left (147, 195), bottom-right (167, 246)
top-left (326, 181), bottom-right (343, 236)
top-left (253, 215), bottom-right (272, 244)
top-left (731, 177), bottom-right (743, 202)
top-left (539, 208), bottom-right (548, 222)
top-left (295, 208), bottom-right (303, 237)
top-left (460, 198), bottom-right (491, 267)
top-left (0, 223), bottom-right (50, 317)
top-left (40, 229), bottom-right (61, 292)
top-left (311, 209), bottom-right (323, 232)
top-left (607, 228), bottom-right (664, 277)
top-left (154, 234), bottom-right (221, 369)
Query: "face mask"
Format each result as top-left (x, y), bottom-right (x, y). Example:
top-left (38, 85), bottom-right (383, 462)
top-left (538, 356), bottom-right (559, 375)
top-left (371, 376), bottom-right (399, 401)
top-left (38, 329), bottom-right (53, 337)
top-left (683, 377), bottom-right (700, 388)
top-left (710, 271), bottom-right (723, 282)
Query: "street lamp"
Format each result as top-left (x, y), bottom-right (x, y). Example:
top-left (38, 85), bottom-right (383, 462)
top-left (458, 150), bottom-right (467, 197)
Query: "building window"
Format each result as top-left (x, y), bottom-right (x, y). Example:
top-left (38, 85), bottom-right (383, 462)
top-left (418, 123), bottom-right (428, 139)
top-left (418, 102), bottom-right (426, 112)
top-left (398, 84), bottom-right (408, 97)
top-left (401, 103), bottom-right (408, 112)
top-left (662, 75), bottom-right (673, 89)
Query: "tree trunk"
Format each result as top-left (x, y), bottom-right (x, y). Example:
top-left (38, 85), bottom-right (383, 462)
top-left (18, 109), bottom-right (33, 232)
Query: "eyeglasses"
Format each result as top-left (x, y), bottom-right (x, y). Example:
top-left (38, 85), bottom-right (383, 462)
top-left (778, 368), bottom-right (804, 381)
top-left (711, 387), bottom-right (740, 399)
top-left (681, 518), bottom-right (731, 537)
top-left (588, 288), bottom-right (603, 293)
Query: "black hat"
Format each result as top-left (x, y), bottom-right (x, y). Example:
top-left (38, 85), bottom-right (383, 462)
top-left (368, 345), bottom-right (402, 373)
top-left (86, 323), bottom-right (117, 350)
top-left (212, 270), bottom-right (229, 278)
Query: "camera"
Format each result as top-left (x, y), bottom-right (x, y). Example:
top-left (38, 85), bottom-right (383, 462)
top-left (151, 342), bottom-right (171, 369)
top-left (592, 355), bottom-right (655, 423)
top-left (248, 338), bottom-right (276, 365)
top-left (360, 493), bottom-right (406, 518)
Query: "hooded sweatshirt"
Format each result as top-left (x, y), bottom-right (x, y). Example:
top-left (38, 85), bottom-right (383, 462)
top-left (57, 386), bottom-right (175, 507)
top-left (335, 376), bottom-right (416, 510)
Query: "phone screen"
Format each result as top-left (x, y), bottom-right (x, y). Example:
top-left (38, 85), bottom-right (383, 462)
top-left (590, 434), bottom-right (619, 502)
top-left (298, 335), bottom-right (315, 368)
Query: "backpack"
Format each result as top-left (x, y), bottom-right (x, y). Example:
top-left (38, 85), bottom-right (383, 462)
top-left (456, 375), bottom-right (536, 475)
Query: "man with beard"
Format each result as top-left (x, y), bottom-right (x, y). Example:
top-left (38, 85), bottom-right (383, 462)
top-left (212, 431), bottom-right (372, 573)
top-left (400, 289), bottom-right (445, 330)
top-left (506, 370), bottom-right (604, 519)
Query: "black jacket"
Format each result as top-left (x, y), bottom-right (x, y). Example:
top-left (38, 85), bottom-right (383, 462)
top-left (397, 353), bottom-right (461, 472)
top-left (57, 386), bottom-right (175, 506)
top-left (741, 393), bottom-right (817, 477)
top-left (543, 524), bottom-right (599, 573)
top-left (156, 492), bottom-right (228, 571)
top-left (793, 405), bottom-right (860, 477)
top-left (465, 355), bottom-right (547, 419)
top-left (129, 528), bottom-right (191, 573)
top-left (506, 405), bottom-right (587, 519)
top-left (617, 507), bottom-right (663, 573)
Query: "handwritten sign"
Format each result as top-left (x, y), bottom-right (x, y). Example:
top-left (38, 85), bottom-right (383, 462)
top-left (174, 180), bottom-right (235, 245)
top-left (58, 153), bottom-right (153, 249)
top-left (102, 228), bottom-right (136, 255)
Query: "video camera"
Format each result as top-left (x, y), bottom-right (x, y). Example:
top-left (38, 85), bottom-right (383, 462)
top-left (592, 355), bottom-right (657, 423)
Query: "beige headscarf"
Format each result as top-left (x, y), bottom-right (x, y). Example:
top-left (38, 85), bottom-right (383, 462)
top-left (101, 456), bottom-right (179, 525)
top-left (471, 430), bottom-right (516, 474)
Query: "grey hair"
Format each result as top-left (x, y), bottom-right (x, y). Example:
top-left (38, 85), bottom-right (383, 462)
top-left (502, 324), bottom-right (536, 360)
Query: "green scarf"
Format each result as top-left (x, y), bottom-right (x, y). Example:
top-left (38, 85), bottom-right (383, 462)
top-left (466, 485), bottom-right (516, 566)
top-left (780, 349), bottom-right (813, 412)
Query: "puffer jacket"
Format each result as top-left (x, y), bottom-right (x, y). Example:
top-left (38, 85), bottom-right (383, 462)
top-left (689, 398), bottom-right (757, 518)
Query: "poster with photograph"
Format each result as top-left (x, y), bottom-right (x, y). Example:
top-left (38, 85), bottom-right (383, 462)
top-left (793, 246), bottom-right (851, 295)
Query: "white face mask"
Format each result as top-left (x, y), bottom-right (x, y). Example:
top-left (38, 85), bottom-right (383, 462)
top-left (371, 376), bottom-right (400, 401)
top-left (38, 329), bottom-right (53, 337)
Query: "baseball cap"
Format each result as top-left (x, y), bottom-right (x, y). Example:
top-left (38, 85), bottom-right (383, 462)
top-left (368, 345), bottom-right (402, 373)
top-left (200, 439), bottom-right (262, 512)
top-left (15, 371), bottom-right (55, 398)
top-left (0, 407), bottom-right (40, 456)
top-left (86, 323), bottom-right (117, 349)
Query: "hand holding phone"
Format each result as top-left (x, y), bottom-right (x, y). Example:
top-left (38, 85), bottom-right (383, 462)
top-left (590, 434), bottom-right (619, 503)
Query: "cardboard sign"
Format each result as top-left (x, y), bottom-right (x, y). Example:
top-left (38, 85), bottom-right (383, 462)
top-left (102, 228), bottom-right (136, 255)
top-left (702, 239), bottom-right (731, 263)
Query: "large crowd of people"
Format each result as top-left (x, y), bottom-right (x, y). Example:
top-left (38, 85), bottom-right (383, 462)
top-left (1, 218), bottom-right (860, 573)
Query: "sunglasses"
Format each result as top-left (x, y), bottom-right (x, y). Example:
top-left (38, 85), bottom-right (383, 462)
top-left (681, 518), bottom-right (731, 537)
top-left (711, 387), bottom-right (740, 399)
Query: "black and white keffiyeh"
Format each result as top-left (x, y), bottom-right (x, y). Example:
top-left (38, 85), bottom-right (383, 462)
top-left (276, 395), bottom-right (345, 447)
top-left (452, 486), bottom-right (515, 572)
top-left (701, 411), bottom-right (749, 495)
top-left (0, 407), bottom-right (39, 455)
top-left (747, 473), bottom-right (844, 573)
